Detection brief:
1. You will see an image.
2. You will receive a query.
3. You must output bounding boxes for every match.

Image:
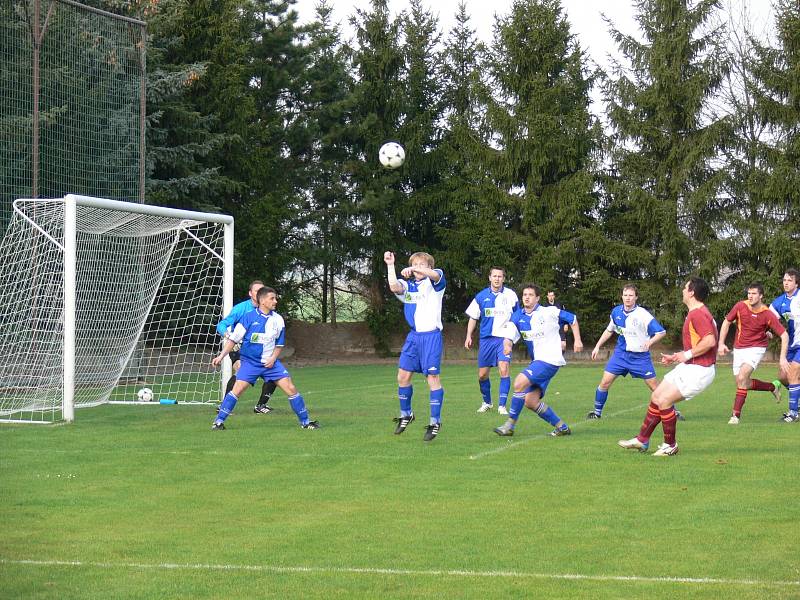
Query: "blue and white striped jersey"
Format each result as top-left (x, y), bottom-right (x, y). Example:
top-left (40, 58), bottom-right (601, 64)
top-left (216, 297), bottom-right (257, 336)
top-left (465, 287), bottom-right (519, 338)
top-left (394, 270), bottom-right (446, 332)
top-left (771, 292), bottom-right (800, 348)
top-left (606, 305), bottom-right (665, 353)
top-left (229, 308), bottom-right (286, 364)
top-left (505, 305), bottom-right (576, 366)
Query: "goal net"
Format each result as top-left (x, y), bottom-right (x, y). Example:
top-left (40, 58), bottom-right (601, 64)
top-left (0, 195), bottom-right (233, 423)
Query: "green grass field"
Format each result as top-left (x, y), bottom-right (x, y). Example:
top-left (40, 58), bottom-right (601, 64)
top-left (1, 362), bottom-right (798, 599)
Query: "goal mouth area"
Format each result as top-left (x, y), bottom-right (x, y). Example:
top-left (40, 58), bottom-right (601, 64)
top-left (0, 195), bottom-right (234, 424)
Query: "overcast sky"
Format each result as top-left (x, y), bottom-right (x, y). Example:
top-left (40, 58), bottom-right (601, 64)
top-left (293, 0), bottom-right (776, 75)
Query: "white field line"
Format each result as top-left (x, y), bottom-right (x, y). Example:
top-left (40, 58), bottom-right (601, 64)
top-left (2, 559), bottom-right (798, 588)
top-left (469, 402), bottom-right (650, 460)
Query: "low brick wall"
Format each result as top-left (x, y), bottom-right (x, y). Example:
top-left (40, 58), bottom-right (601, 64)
top-left (286, 321), bottom-right (784, 364)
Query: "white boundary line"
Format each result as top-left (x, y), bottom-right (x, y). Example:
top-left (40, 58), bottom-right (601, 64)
top-left (469, 402), bottom-right (649, 460)
top-left (2, 559), bottom-right (798, 588)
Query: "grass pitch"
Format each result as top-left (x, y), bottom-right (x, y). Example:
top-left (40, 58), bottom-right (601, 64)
top-left (1, 362), bottom-right (798, 598)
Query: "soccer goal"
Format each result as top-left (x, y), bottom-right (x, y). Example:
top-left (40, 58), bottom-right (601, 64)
top-left (0, 195), bottom-right (234, 424)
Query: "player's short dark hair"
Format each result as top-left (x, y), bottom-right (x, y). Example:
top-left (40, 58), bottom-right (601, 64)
top-left (622, 283), bottom-right (638, 295)
top-left (249, 280), bottom-right (265, 291)
top-left (686, 277), bottom-right (709, 302)
top-left (746, 281), bottom-right (764, 296)
top-left (521, 283), bottom-right (541, 297)
top-left (256, 286), bottom-right (276, 302)
top-left (785, 268), bottom-right (799, 284)
top-left (488, 266), bottom-right (505, 276)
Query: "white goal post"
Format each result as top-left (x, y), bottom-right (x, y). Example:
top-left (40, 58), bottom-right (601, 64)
top-left (0, 195), bottom-right (234, 423)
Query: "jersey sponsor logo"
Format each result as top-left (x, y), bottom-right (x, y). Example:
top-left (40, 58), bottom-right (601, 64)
top-left (250, 332), bottom-right (267, 343)
top-left (783, 312), bottom-right (793, 321)
top-left (484, 307), bottom-right (495, 317)
top-left (521, 330), bottom-right (544, 341)
top-left (614, 325), bottom-right (625, 335)
top-left (404, 292), bottom-right (417, 303)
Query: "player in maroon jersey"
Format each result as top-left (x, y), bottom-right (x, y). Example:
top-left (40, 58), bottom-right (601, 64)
top-left (718, 283), bottom-right (789, 424)
top-left (618, 277), bottom-right (718, 456)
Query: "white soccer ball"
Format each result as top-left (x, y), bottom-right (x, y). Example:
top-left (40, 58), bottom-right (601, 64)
top-left (379, 141), bottom-right (405, 169)
top-left (137, 387), bottom-right (153, 402)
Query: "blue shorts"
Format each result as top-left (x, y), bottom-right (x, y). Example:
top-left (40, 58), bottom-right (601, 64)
top-left (236, 358), bottom-right (290, 385)
top-left (398, 330), bottom-right (442, 376)
top-left (789, 346), bottom-right (800, 364)
top-left (478, 336), bottom-right (511, 368)
top-left (605, 350), bottom-right (657, 380)
top-left (519, 361), bottom-right (560, 399)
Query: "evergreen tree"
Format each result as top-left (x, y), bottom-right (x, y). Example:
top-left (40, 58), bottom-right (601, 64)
top-left (347, 0), bottom-right (408, 350)
top-left (145, 0), bottom-right (242, 213)
top-left (749, 0), bottom-right (800, 278)
top-left (601, 0), bottom-right (729, 334)
top-left (436, 3), bottom-right (497, 315)
top-left (481, 0), bottom-right (601, 334)
top-left (293, 0), bottom-right (359, 322)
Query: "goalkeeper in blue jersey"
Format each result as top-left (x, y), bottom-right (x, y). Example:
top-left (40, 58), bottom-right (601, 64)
top-left (384, 250), bottom-right (446, 442)
top-left (211, 287), bottom-right (318, 430)
top-left (494, 284), bottom-right (583, 437)
top-left (216, 279), bottom-right (276, 413)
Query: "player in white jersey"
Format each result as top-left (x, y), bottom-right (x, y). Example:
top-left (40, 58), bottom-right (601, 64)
top-left (465, 267), bottom-right (519, 414)
top-left (494, 284), bottom-right (584, 437)
top-left (384, 250), bottom-right (446, 442)
top-left (588, 284), bottom-right (667, 419)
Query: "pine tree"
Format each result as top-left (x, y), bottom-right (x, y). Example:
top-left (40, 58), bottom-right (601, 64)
top-left (293, 0), bottom-right (359, 322)
top-left (749, 0), bottom-right (800, 277)
top-left (601, 0), bottom-right (729, 333)
top-left (436, 3), bottom-right (498, 314)
top-left (480, 0), bottom-right (601, 331)
top-left (347, 0), bottom-right (408, 350)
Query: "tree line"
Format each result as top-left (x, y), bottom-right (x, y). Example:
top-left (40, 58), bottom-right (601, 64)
top-left (83, 0), bottom-right (800, 346)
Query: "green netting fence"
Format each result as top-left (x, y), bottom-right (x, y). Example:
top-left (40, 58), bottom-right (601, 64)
top-left (0, 0), bottom-right (145, 229)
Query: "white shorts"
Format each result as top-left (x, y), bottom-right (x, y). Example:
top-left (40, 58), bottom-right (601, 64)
top-left (663, 363), bottom-right (715, 400)
top-left (732, 346), bottom-right (767, 376)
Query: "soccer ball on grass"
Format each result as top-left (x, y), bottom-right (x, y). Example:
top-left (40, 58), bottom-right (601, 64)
top-left (137, 387), bottom-right (153, 402)
top-left (379, 141), bottom-right (405, 169)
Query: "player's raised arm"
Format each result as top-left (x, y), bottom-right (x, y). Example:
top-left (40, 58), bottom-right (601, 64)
top-left (384, 251), bottom-right (404, 294)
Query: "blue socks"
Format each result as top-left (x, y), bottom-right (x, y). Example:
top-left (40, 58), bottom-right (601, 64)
top-left (594, 388), bottom-right (609, 416)
top-left (399, 385), bottom-right (413, 417)
top-left (509, 392), bottom-right (525, 420)
top-left (479, 378), bottom-right (491, 404)
top-left (535, 402), bottom-right (561, 427)
top-left (430, 388), bottom-right (444, 424)
top-left (499, 377), bottom-right (510, 407)
top-left (215, 392), bottom-right (238, 423)
top-left (789, 384), bottom-right (800, 415)
top-left (289, 393), bottom-right (309, 425)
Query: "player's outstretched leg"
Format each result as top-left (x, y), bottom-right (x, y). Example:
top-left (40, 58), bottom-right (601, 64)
top-left (618, 401), bottom-right (660, 452)
top-left (588, 387), bottom-right (608, 419)
top-left (495, 391), bottom-right (525, 436)
top-left (212, 392), bottom-right (238, 430)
